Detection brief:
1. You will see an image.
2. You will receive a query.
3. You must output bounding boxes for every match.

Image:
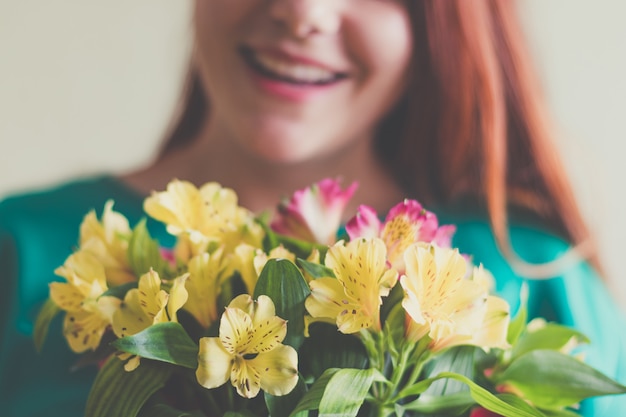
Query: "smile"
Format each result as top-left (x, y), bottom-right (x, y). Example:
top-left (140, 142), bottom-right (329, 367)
top-left (240, 47), bottom-right (348, 86)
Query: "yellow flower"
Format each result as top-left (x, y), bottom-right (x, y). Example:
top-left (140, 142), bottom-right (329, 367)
top-left (400, 244), bottom-right (510, 352)
top-left (196, 294), bottom-right (298, 398)
top-left (143, 180), bottom-right (263, 256)
top-left (51, 251), bottom-right (121, 352)
top-left (112, 269), bottom-right (189, 338)
top-left (305, 238), bottom-right (398, 333)
top-left (184, 248), bottom-right (229, 328)
top-left (79, 200), bottom-right (135, 286)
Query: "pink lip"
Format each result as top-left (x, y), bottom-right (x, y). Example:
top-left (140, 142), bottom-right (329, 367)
top-left (249, 71), bottom-right (342, 102)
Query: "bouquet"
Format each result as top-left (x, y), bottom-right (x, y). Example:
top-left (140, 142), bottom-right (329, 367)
top-left (35, 178), bottom-right (625, 417)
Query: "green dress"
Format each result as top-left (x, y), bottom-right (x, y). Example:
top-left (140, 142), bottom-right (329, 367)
top-left (1, 175), bottom-right (624, 416)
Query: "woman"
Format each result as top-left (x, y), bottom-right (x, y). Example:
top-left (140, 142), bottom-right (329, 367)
top-left (0, 1), bottom-right (624, 416)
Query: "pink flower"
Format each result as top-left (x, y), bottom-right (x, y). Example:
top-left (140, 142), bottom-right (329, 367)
top-left (346, 200), bottom-right (456, 272)
top-left (271, 178), bottom-right (358, 245)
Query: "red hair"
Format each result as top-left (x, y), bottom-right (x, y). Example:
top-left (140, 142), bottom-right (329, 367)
top-left (157, 0), bottom-right (601, 276)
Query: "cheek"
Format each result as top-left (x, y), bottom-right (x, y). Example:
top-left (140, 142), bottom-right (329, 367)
top-left (347, 8), bottom-right (413, 93)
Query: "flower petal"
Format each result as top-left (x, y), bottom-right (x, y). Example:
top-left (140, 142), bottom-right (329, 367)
top-left (305, 277), bottom-right (346, 320)
top-left (345, 205), bottom-right (381, 240)
top-left (63, 308), bottom-right (110, 353)
top-left (112, 289), bottom-right (150, 338)
top-left (220, 305), bottom-right (254, 355)
top-left (254, 344), bottom-right (299, 396)
top-left (49, 282), bottom-right (84, 312)
top-left (230, 356), bottom-right (262, 398)
top-left (196, 337), bottom-right (232, 389)
top-left (186, 250), bottom-right (227, 328)
top-left (137, 270), bottom-right (169, 323)
top-left (167, 273), bottom-right (190, 323)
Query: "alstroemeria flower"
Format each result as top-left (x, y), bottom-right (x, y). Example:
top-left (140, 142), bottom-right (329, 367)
top-left (79, 200), bottom-right (135, 286)
top-left (305, 238), bottom-right (398, 333)
top-left (271, 178), bottom-right (358, 245)
top-left (144, 180), bottom-right (263, 257)
top-left (184, 248), bottom-right (230, 328)
top-left (196, 294), bottom-right (298, 398)
top-left (51, 250), bottom-right (121, 352)
top-left (346, 200), bottom-right (456, 272)
top-left (400, 244), bottom-right (510, 352)
top-left (112, 269), bottom-right (189, 339)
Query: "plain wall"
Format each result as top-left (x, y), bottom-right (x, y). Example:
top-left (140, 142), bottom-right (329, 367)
top-left (1, 1), bottom-right (624, 304)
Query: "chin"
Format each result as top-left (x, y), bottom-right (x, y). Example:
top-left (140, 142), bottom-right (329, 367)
top-left (235, 122), bottom-right (333, 165)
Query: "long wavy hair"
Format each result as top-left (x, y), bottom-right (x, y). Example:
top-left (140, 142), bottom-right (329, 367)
top-left (155, 0), bottom-right (601, 277)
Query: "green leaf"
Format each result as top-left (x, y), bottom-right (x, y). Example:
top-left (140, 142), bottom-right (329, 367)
top-left (290, 368), bottom-right (384, 416)
top-left (382, 303), bottom-right (405, 365)
top-left (128, 218), bottom-right (172, 278)
top-left (100, 281), bottom-right (138, 299)
top-left (296, 257), bottom-right (335, 279)
top-left (537, 408), bottom-right (582, 417)
top-left (258, 220), bottom-right (326, 259)
top-left (253, 258), bottom-right (311, 349)
top-left (511, 323), bottom-right (589, 360)
top-left (112, 322), bottom-right (198, 369)
top-left (318, 368), bottom-right (386, 416)
top-left (224, 412), bottom-right (258, 417)
top-left (265, 375), bottom-right (308, 417)
top-left (137, 402), bottom-right (205, 417)
top-left (290, 368), bottom-right (340, 416)
top-left (397, 372), bottom-right (545, 417)
top-left (422, 346), bottom-right (477, 396)
top-left (33, 298), bottom-right (60, 352)
top-left (86, 356), bottom-right (172, 417)
top-left (495, 349), bottom-right (626, 409)
top-left (507, 283), bottom-right (528, 345)
top-left (401, 391), bottom-right (474, 415)
top-left (298, 322), bottom-right (368, 380)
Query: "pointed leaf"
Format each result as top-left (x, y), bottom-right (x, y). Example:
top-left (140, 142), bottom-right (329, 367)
top-left (290, 368), bottom-right (340, 416)
top-left (253, 258), bottom-right (311, 348)
top-left (86, 356), bottom-right (172, 417)
top-left (101, 281), bottom-right (138, 299)
top-left (495, 350), bottom-right (626, 409)
top-left (33, 298), bottom-right (60, 352)
top-left (422, 346), bottom-right (476, 396)
top-left (112, 322), bottom-right (198, 369)
top-left (397, 372), bottom-right (545, 417)
top-left (507, 284), bottom-right (528, 345)
top-left (318, 368), bottom-right (386, 416)
top-left (511, 324), bottom-right (589, 360)
top-left (298, 322), bottom-right (368, 380)
top-left (128, 219), bottom-right (172, 278)
top-left (401, 391), bottom-right (474, 415)
top-left (296, 258), bottom-right (335, 279)
top-left (137, 403), bottom-right (205, 417)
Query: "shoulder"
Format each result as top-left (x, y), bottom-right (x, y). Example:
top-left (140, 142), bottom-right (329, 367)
top-left (0, 175), bottom-right (146, 321)
top-left (0, 175), bottom-right (142, 230)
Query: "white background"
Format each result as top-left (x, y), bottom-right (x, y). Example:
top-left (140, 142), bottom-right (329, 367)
top-left (0, 1), bottom-right (624, 306)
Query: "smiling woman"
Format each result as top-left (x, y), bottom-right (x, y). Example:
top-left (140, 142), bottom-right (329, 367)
top-left (1, 1), bottom-right (625, 416)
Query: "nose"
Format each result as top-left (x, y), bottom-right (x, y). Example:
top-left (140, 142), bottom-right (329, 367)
top-left (268, 0), bottom-right (341, 38)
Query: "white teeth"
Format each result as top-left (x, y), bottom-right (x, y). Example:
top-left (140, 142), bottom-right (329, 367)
top-left (254, 53), bottom-right (338, 83)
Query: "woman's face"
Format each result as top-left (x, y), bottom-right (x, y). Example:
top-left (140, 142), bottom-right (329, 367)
top-left (194, 0), bottom-right (413, 164)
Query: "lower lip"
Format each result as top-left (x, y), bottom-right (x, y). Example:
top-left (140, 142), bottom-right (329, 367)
top-left (247, 68), bottom-right (344, 103)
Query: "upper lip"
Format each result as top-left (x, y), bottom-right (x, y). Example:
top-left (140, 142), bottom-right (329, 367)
top-left (240, 45), bottom-right (350, 75)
